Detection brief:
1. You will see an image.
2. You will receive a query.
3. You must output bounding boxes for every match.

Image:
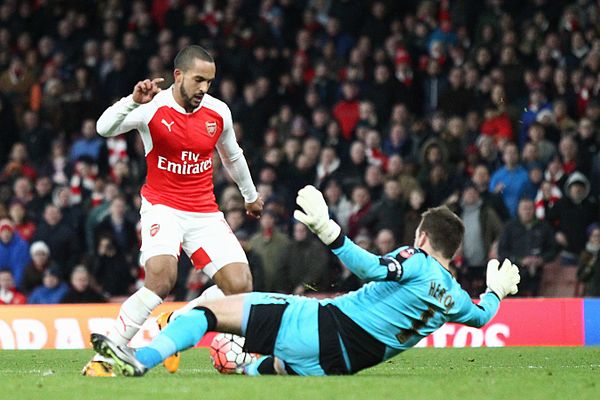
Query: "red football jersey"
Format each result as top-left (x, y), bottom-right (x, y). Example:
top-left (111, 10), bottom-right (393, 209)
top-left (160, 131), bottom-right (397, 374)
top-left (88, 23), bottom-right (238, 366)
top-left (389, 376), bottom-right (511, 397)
top-left (97, 89), bottom-right (257, 212)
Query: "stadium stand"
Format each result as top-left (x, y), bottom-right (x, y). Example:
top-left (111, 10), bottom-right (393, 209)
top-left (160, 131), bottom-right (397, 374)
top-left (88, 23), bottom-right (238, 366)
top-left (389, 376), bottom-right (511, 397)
top-left (0, 0), bottom-right (599, 303)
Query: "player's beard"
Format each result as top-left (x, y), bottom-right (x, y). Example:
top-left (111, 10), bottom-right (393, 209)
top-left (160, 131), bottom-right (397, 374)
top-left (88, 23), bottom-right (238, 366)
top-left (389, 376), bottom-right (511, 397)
top-left (179, 81), bottom-right (202, 111)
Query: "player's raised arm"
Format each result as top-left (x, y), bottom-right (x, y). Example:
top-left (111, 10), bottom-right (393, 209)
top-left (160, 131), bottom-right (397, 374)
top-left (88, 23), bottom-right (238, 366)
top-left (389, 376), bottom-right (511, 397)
top-left (452, 258), bottom-right (520, 328)
top-left (215, 106), bottom-right (262, 218)
top-left (96, 78), bottom-right (164, 137)
top-left (294, 185), bottom-right (396, 281)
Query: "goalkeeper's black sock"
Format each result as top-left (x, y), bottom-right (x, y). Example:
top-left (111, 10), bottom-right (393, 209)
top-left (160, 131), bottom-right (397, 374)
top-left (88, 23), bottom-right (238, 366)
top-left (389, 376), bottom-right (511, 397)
top-left (245, 356), bottom-right (276, 375)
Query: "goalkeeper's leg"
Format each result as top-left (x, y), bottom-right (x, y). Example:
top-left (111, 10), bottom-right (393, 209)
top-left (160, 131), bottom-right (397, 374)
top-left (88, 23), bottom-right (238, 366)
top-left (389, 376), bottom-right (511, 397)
top-left (157, 285), bottom-right (225, 372)
top-left (132, 295), bottom-right (245, 371)
top-left (244, 356), bottom-right (295, 375)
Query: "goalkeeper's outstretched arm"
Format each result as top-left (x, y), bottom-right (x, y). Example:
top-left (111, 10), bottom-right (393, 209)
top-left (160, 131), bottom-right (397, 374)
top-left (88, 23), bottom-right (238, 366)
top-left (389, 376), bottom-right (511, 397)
top-left (294, 185), bottom-right (395, 281)
top-left (452, 259), bottom-right (520, 328)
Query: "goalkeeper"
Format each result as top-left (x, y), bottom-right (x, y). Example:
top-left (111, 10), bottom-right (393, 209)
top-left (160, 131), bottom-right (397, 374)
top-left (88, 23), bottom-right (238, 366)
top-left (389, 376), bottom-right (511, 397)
top-left (91, 185), bottom-right (520, 377)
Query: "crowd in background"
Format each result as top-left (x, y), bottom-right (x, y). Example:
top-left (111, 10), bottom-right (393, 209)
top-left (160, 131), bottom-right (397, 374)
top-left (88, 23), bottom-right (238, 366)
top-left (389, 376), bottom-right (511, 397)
top-left (1, 0), bottom-right (600, 305)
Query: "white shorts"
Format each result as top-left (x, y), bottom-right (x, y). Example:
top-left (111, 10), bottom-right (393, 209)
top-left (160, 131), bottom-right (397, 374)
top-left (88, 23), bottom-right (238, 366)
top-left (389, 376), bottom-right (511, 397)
top-left (139, 197), bottom-right (247, 278)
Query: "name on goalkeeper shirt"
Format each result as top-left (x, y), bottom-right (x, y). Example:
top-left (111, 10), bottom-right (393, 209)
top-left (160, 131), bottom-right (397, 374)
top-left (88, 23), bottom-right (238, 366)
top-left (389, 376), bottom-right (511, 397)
top-left (157, 151), bottom-right (212, 175)
top-left (429, 281), bottom-right (455, 311)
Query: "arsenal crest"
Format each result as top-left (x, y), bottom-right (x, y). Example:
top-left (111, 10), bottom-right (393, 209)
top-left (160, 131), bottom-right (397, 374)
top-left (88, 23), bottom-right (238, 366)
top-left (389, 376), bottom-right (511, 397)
top-left (205, 121), bottom-right (217, 136)
top-left (150, 223), bottom-right (160, 237)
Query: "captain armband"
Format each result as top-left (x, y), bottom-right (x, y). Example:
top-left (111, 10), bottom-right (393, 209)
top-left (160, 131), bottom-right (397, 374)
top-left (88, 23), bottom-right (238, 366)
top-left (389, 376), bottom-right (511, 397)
top-left (379, 256), bottom-right (403, 281)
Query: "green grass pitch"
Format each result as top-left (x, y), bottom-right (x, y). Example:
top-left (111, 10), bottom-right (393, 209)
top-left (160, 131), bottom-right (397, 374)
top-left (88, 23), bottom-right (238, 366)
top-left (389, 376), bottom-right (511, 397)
top-left (1, 347), bottom-right (599, 400)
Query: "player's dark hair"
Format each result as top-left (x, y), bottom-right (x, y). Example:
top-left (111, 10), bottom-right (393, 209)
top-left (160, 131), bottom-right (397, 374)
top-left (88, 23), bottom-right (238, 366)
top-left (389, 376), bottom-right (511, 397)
top-left (419, 206), bottom-right (464, 259)
top-left (174, 45), bottom-right (214, 71)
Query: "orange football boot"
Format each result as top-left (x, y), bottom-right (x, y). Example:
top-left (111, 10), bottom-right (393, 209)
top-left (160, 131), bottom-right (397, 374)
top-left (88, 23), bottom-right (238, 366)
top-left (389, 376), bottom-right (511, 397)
top-left (156, 311), bottom-right (180, 373)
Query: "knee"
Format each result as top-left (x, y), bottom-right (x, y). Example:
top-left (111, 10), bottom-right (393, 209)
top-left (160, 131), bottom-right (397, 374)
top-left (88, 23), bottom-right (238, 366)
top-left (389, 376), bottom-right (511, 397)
top-left (145, 279), bottom-right (174, 299)
top-left (219, 266), bottom-right (253, 295)
top-left (144, 257), bottom-right (178, 298)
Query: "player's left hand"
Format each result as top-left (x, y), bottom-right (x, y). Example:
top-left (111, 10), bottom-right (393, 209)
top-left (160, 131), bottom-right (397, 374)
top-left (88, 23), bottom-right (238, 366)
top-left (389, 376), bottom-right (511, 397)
top-left (245, 196), bottom-right (264, 219)
top-left (486, 258), bottom-right (520, 299)
top-left (294, 185), bottom-right (341, 245)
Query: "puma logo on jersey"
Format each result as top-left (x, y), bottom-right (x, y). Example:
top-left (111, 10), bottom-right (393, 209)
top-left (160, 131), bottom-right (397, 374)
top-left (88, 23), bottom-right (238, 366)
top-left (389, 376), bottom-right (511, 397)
top-left (161, 119), bottom-right (175, 132)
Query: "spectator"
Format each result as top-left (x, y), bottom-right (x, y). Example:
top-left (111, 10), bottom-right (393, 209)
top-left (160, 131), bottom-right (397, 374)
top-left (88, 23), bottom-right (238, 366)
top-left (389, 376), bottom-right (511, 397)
top-left (10, 176), bottom-right (33, 206)
top-left (489, 142), bottom-right (530, 217)
top-left (577, 224), bottom-right (600, 297)
top-left (69, 118), bottom-right (106, 165)
top-left (374, 229), bottom-right (397, 255)
top-left (519, 88), bottom-right (552, 148)
top-left (323, 179), bottom-right (352, 233)
top-left (93, 196), bottom-right (137, 263)
top-left (22, 241), bottom-right (55, 294)
top-left (61, 265), bottom-right (106, 303)
top-left (333, 81), bottom-right (360, 140)
top-left (234, 230), bottom-right (265, 292)
top-left (360, 178), bottom-right (404, 239)
top-left (383, 123), bottom-right (413, 158)
top-left (363, 164), bottom-right (384, 202)
top-left (281, 222), bottom-right (331, 294)
top-left (8, 200), bottom-right (36, 241)
top-left (527, 122), bottom-right (557, 165)
top-left (0, 0), bottom-right (598, 298)
top-left (0, 58), bottom-right (36, 112)
top-left (248, 211), bottom-right (290, 292)
top-left (438, 67), bottom-right (473, 117)
top-left (0, 269), bottom-right (27, 305)
top-left (347, 185), bottom-right (372, 239)
top-left (0, 218), bottom-right (30, 289)
top-left (91, 235), bottom-right (135, 297)
top-left (27, 266), bottom-right (69, 304)
top-left (548, 172), bottom-right (598, 262)
top-left (534, 180), bottom-right (562, 221)
top-left (471, 164), bottom-right (510, 222)
top-left (32, 204), bottom-right (80, 276)
top-left (315, 146), bottom-right (341, 188)
top-left (498, 198), bottom-right (558, 296)
top-left (422, 59), bottom-right (446, 115)
top-left (366, 64), bottom-right (405, 123)
top-left (423, 163), bottom-right (456, 208)
top-left (452, 183), bottom-right (503, 296)
top-left (338, 141), bottom-right (368, 190)
top-left (19, 110), bottom-right (53, 168)
top-left (27, 175), bottom-right (53, 223)
top-left (224, 208), bottom-right (250, 234)
top-left (575, 118), bottom-right (598, 174)
top-left (402, 188), bottom-right (426, 245)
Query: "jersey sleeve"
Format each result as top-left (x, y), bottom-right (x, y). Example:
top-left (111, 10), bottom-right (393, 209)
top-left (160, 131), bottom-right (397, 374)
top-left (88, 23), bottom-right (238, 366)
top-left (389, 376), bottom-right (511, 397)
top-left (215, 106), bottom-right (258, 204)
top-left (96, 95), bottom-right (144, 137)
top-left (331, 236), bottom-right (422, 282)
top-left (449, 290), bottom-right (500, 328)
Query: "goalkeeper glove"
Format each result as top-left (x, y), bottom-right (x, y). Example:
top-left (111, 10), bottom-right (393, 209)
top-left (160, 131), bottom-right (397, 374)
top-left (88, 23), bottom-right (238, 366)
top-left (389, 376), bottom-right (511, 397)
top-left (293, 185), bottom-right (341, 246)
top-left (486, 258), bottom-right (520, 300)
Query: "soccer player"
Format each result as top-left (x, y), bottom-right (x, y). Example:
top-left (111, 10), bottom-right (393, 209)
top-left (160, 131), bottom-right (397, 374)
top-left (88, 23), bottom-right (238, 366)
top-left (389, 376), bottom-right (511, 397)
top-left (91, 185), bottom-right (520, 377)
top-left (83, 45), bottom-right (263, 376)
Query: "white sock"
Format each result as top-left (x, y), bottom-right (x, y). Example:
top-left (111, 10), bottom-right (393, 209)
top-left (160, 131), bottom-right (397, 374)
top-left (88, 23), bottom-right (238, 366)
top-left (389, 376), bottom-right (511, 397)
top-left (108, 286), bottom-right (163, 346)
top-left (171, 285), bottom-right (224, 321)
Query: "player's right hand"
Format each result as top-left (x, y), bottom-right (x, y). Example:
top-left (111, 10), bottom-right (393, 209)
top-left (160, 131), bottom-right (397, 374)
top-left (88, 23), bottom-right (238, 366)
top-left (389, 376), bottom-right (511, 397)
top-left (486, 258), bottom-right (520, 300)
top-left (132, 78), bottom-right (164, 104)
top-left (294, 185), bottom-right (341, 246)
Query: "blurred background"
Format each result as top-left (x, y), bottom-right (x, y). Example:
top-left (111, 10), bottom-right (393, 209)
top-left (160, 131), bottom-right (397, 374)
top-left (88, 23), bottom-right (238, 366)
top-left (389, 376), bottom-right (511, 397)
top-left (0, 0), bottom-right (599, 306)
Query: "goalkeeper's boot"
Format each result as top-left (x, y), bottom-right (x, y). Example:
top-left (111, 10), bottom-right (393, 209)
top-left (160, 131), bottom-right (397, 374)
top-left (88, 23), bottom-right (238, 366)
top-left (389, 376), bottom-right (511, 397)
top-left (90, 333), bottom-right (147, 377)
top-left (81, 358), bottom-right (116, 377)
top-left (157, 311), bottom-right (180, 373)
